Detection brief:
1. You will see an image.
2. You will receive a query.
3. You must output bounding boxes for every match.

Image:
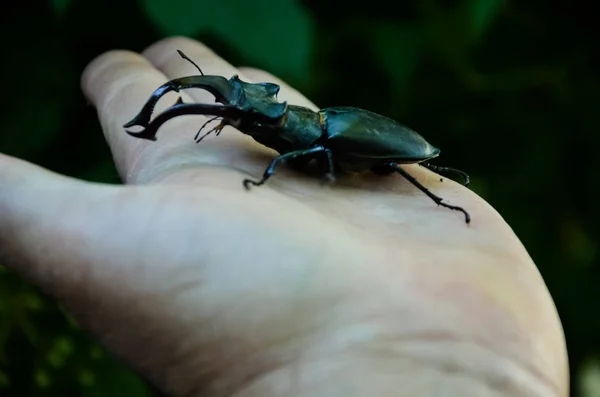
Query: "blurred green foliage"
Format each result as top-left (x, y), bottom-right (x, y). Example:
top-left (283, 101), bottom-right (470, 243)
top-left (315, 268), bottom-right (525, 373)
top-left (0, 0), bottom-right (598, 395)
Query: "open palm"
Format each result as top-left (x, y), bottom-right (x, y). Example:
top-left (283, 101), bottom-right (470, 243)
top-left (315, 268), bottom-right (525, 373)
top-left (0, 37), bottom-right (567, 397)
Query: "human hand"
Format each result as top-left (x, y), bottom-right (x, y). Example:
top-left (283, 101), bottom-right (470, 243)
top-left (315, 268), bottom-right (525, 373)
top-left (0, 36), bottom-right (568, 397)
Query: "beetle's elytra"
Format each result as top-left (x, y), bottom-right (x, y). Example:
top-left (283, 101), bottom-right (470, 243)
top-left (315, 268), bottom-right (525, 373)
top-left (124, 50), bottom-right (472, 224)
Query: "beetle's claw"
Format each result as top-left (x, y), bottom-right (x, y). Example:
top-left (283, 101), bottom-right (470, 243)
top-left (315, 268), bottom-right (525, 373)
top-left (438, 201), bottom-right (471, 224)
top-left (194, 131), bottom-right (211, 143)
top-left (320, 173), bottom-right (336, 186)
top-left (243, 179), bottom-right (260, 190)
top-left (460, 208), bottom-right (471, 224)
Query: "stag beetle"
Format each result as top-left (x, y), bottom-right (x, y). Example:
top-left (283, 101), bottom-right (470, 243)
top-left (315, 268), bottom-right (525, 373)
top-left (124, 50), bottom-right (472, 224)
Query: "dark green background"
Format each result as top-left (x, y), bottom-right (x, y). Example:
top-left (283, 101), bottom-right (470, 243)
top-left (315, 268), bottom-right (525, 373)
top-left (0, 0), bottom-right (598, 396)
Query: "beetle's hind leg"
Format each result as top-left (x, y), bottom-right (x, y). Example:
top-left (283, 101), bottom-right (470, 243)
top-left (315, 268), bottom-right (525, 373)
top-left (392, 163), bottom-right (471, 224)
top-left (243, 146), bottom-right (333, 190)
top-left (419, 162), bottom-right (470, 186)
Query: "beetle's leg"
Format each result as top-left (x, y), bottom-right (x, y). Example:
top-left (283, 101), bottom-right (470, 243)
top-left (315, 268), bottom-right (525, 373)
top-left (243, 146), bottom-right (331, 190)
top-left (194, 116), bottom-right (221, 142)
top-left (392, 164), bottom-right (471, 224)
top-left (320, 148), bottom-right (336, 185)
top-left (420, 162), bottom-right (470, 186)
top-left (196, 121), bottom-right (225, 143)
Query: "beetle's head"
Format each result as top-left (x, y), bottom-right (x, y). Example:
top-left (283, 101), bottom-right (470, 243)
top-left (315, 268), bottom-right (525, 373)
top-left (227, 75), bottom-right (287, 120)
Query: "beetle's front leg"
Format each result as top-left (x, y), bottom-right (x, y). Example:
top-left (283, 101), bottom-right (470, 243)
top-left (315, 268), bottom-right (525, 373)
top-left (194, 116), bottom-right (222, 142)
top-left (243, 146), bottom-right (332, 190)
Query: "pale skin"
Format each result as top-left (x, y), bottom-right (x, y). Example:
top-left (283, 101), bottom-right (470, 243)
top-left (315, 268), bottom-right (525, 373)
top-left (0, 37), bottom-right (568, 396)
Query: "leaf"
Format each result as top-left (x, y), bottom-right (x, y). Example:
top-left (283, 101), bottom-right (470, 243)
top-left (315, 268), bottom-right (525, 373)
top-left (51, 0), bottom-right (72, 17)
top-left (24, 292), bottom-right (44, 311)
top-left (82, 359), bottom-right (152, 397)
top-left (370, 23), bottom-right (422, 103)
top-left (79, 160), bottom-right (121, 183)
top-left (561, 216), bottom-right (597, 267)
top-left (0, 370), bottom-right (9, 387)
top-left (77, 368), bottom-right (96, 387)
top-left (579, 356), bottom-right (600, 397)
top-left (34, 368), bottom-right (51, 388)
top-left (0, 39), bottom-right (73, 158)
top-left (142, 0), bottom-right (315, 85)
top-left (467, 0), bottom-right (505, 42)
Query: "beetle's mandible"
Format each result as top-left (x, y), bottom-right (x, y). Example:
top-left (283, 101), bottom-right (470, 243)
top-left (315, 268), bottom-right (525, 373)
top-left (123, 50), bottom-right (472, 224)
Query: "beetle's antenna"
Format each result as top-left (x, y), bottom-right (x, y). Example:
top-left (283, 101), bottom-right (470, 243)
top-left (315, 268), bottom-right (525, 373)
top-left (177, 49), bottom-right (204, 76)
top-left (392, 164), bottom-right (471, 224)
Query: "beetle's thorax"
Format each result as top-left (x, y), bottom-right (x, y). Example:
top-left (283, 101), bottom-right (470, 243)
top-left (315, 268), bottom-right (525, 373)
top-left (245, 105), bottom-right (322, 154)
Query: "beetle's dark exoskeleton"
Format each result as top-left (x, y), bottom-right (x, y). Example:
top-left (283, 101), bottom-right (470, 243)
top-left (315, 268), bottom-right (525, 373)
top-left (124, 50), bottom-right (472, 224)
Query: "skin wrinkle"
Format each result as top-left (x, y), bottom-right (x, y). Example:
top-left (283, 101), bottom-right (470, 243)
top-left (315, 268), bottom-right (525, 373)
top-left (405, 352), bottom-right (545, 397)
top-left (226, 336), bottom-right (552, 397)
top-left (0, 163), bottom-right (80, 276)
top-left (57, 197), bottom-right (217, 395)
top-left (125, 137), bottom-right (194, 184)
top-left (426, 288), bottom-right (555, 391)
top-left (46, 194), bottom-right (130, 301)
top-left (130, 140), bottom-right (218, 185)
top-left (334, 315), bottom-right (553, 395)
top-left (9, 194), bottom-right (80, 285)
top-left (307, 249), bottom-right (559, 394)
top-left (182, 342), bottom-right (293, 397)
top-left (390, 346), bottom-right (554, 396)
top-left (178, 314), bottom-right (318, 397)
top-left (45, 187), bottom-right (162, 299)
top-left (165, 242), bottom-right (550, 396)
top-left (221, 357), bottom-right (292, 397)
top-left (149, 210), bottom-right (356, 396)
top-left (156, 298), bottom-right (294, 396)
top-left (365, 332), bottom-right (559, 395)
